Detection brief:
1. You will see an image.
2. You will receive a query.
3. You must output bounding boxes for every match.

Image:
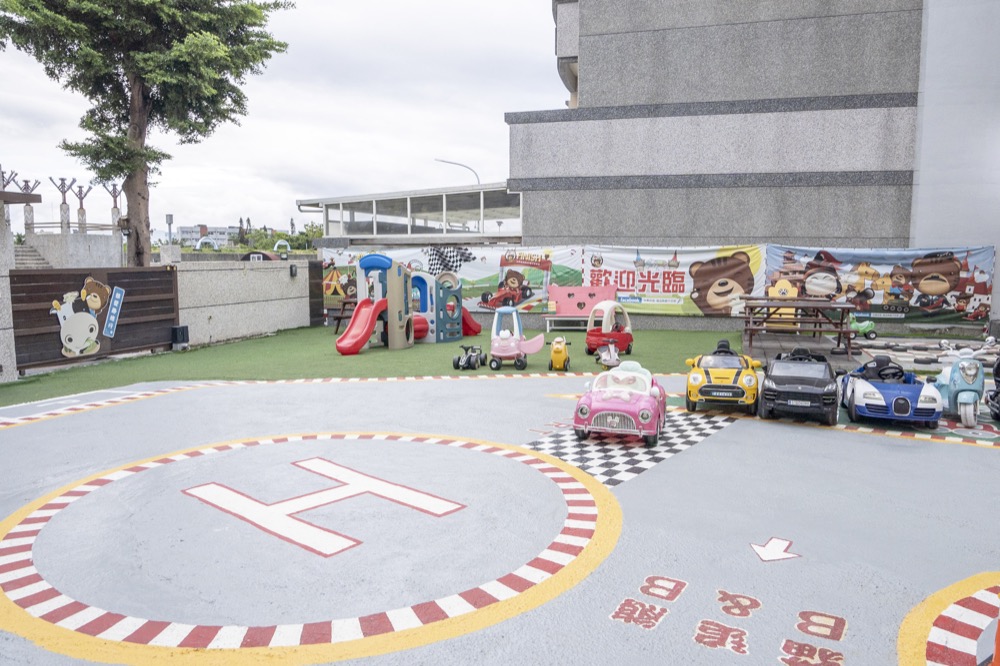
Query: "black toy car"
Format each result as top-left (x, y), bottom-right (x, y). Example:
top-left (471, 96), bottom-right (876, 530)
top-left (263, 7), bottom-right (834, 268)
top-left (986, 356), bottom-right (1000, 421)
top-left (453, 344), bottom-right (487, 370)
top-left (758, 347), bottom-right (841, 426)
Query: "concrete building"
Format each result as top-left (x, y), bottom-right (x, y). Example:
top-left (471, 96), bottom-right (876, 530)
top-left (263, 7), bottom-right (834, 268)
top-left (507, 0), bottom-right (999, 274)
top-left (178, 225), bottom-right (240, 248)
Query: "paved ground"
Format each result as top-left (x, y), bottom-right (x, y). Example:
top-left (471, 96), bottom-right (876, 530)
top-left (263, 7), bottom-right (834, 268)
top-left (1, 372), bottom-right (998, 665)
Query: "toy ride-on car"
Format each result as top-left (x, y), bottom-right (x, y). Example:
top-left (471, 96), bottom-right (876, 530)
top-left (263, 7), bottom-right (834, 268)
top-left (685, 340), bottom-right (761, 414)
top-left (758, 347), bottom-right (842, 426)
top-left (585, 300), bottom-right (633, 356)
top-left (573, 361), bottom-right (667, 448)
top-left (848, 313), bottom-right (877, 340)
top-left (453, 344), bottom-right (487, 370)
top-left (839, 355), bottom-right (942, 428)
top-left (547, 336), bottom-right (571, 371)
top-left (488, 306), bottom-right (545, 371)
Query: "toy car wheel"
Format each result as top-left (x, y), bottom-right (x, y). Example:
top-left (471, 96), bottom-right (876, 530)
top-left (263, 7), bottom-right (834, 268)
top-left (480, 353), bottom-right (487, 366)
top-left (685, 395), bottom-right (697, 412)
top-left (757, 401), bottom-right (773, 419)
top-left (847, 394), bottom-right (858, 423)
top-left (849, 331), bottom-right (858, 340)
top-left (564, 358), bottom-right (570, 372)
top-left (502, 298), bottom-right (514, 307)
top-left (489, 358), bottom-right (501, 371)
top-left (990, 407), bottom-right (1000, 421)
top-left (453, 356), bottom-right (461, 370)
top-left (643, 431), bottom-right (658, 448)
top-left (548, 360), bottom-right (554, 371)
top-left (625, 343), bottom-right (632, 355)
top-left (824, 407), bottom-right (838, 427)
top-left (926, 420), bottom-right (939, 429)
top-left (865, 331), bottom-right (878, 340)
top-left (514, 357), bottom-right (527, 371)
top-left (574, 428), bottom-right (588, 441)
top-left (958, 402), bottom-right (976, 428)
top-left (585, 347), bottom-right (595, 356)
top-left (745, 399), bottom-right (757, 415)
top-left (471, 355), bottom-right (480, 370)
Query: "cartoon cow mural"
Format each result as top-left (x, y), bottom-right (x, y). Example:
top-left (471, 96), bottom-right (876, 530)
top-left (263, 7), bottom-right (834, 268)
top-left (50, 292), bottom-right (101, 357)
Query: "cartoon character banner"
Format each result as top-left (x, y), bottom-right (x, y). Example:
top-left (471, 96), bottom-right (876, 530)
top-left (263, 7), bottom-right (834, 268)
top-left (765, 246), bottom-right (994, 321)
top-left (580, 245), bottom-right (768, 317)
top-left (48, 276), bottom-right (123, 358)
top-left (321, 246), bottom-right (582, 313)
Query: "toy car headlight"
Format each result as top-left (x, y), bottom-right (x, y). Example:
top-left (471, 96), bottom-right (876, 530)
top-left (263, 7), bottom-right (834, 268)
top-left (689, 373), bottom-right (703, 385)
top-left (742, 374), bottom-right (756, 387)
top-left (825, 383), bottom-right (838, 393)
top-left (762, 378), bottom-right (776, 390)
top-left (862, 391), bottom-right (884, 403)
top-left (958, 360), bottom-right (980, 383)
top-left (639, 409), bottom-right (652, 423)
top-left (918, 394), bottom-right (939, 405)
top-left (577, 404), bottom-right (590, 418)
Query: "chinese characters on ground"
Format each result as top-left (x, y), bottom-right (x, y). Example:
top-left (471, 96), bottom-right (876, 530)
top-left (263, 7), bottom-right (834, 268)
top-left (610, 575), bottom-right (847, 663)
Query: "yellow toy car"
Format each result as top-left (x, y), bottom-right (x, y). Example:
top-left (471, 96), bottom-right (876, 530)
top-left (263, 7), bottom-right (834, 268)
top-left (548, 336), bottom-right (571, 371)
top-left (684, 340), bottom-right (762, 414)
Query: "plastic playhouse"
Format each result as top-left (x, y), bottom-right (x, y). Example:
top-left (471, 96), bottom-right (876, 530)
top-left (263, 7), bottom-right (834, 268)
top-left (337, 255), bottom-right (480, 356)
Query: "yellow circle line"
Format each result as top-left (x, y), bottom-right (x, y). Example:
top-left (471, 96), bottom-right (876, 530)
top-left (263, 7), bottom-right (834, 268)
top-left (897, 571), bottom-right (1000, 665)
top-left (0, 432), bottom-right (622, 665)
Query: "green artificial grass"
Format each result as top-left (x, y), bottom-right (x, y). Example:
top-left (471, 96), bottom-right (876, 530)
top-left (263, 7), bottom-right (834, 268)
top-left (0, 326), bottom-right (742, 407)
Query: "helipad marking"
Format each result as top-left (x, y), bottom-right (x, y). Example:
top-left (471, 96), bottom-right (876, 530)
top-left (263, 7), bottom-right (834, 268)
top-left (899, 573), bottom-right (1000, 666)
top-left (0, 432), bottom-right (621, 664)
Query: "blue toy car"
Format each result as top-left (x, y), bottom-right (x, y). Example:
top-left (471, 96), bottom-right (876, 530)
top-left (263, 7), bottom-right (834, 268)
top-left (840, 355), bottom-right (943, 428)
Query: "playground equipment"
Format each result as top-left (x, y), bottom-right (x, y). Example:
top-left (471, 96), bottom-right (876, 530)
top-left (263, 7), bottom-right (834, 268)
top-left (548, 336), bottom-right (571, 371)
top-left (336, 254), bottom-right (414, 355)
top-left (412, 270), bottom-right (464, 344)
top-left (488, 306), bottom-right (545, 370)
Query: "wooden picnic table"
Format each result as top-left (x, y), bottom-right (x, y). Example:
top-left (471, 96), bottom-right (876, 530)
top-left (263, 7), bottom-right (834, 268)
top-left (742, 297), bottom-right (856, 356)
top-left (328, 298), bottom-right (357, 334)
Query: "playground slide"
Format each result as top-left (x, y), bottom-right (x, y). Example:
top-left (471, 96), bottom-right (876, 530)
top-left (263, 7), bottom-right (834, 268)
top-left (336, 298), bottom-right (388, 355)
top-left (461, 308), bottom-right (482, 336)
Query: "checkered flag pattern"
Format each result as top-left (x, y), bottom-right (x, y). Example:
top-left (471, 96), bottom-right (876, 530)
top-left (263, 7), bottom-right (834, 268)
top-left (425, 246), bottom-right (476, 275)
top-left (523, 411), bottom-right (736, 486)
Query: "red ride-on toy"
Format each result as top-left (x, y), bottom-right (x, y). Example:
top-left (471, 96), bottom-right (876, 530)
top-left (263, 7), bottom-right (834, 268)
top-left (585, 300), bottom-right (633, 356)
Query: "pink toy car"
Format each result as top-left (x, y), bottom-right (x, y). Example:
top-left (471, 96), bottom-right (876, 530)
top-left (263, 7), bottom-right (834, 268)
top-left (573, 361), bottom-right (666, 448)
top-left (488, 306), bottom-right (545, 370)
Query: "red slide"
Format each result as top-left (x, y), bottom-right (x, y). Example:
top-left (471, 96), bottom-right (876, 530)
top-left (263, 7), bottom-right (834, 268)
top-left (336, 298), bottom-right (387, 355)
top-left (461, 307), bottom-right (482, 336)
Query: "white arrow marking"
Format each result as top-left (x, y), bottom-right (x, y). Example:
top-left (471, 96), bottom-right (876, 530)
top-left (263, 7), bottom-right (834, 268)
top-left (751, 537), bottom-right (800, 562)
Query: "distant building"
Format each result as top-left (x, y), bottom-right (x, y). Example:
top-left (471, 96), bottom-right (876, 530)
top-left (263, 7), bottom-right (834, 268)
top-left (177, 225), bottom-right (239, 248)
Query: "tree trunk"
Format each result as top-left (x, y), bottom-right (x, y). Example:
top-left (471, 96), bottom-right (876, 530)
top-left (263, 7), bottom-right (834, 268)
top-left (123, 74), bottom-right (152, 267)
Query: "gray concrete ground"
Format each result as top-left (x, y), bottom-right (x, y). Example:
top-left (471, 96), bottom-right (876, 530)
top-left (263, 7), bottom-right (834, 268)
top-left (1, 374), bottom-right (998, 665)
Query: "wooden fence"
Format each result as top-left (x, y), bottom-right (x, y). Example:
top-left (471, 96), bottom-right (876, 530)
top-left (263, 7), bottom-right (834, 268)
top-left (10, 267), bottom-right (179, 370)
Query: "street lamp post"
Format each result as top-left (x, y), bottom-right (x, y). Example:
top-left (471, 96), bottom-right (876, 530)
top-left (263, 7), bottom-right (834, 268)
top-left (434, 158), bottom-right (480, 185)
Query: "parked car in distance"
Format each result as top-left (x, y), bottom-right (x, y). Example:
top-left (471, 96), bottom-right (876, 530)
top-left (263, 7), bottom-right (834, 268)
top-left (574, 361), bottom-right (666, 448)
top-left (685, 340), bottom-right (761, 414)
top-left (758, 348), bottom-right (841, 425)
top-left (840, 355), bottom-right (942, 428)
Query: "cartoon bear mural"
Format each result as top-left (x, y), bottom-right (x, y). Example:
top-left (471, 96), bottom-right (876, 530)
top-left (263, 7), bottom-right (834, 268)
top-left (910, 251), bottom-right (962, 311)
top-left (81, 277), bottom-right (112, 315)
top-left (801, 252), bottom-right (842, 300)
top-left (689, 251), bottom-right (755, 317)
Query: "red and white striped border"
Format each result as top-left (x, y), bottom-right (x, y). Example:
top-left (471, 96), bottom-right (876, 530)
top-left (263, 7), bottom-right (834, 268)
top-left (0, 374), bottom-right (601, 431)
top-left (926, 584), bottom-right (1000, 665)
top-left (0, 434), bottom-right (600, 649)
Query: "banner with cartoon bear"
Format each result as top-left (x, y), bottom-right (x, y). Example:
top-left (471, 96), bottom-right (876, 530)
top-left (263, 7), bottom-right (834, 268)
top-left (321, 246), bottom-right (582, 313)
top-left (48, 276), bottom-right (123, 358)
top-left (765, 246), bottom-right (994, 322)
top-left (580, 245), bottom-right (768, 317)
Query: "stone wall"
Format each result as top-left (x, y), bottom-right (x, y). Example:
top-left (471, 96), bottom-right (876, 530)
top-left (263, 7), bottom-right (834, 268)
top-left (176, 261), bottom-right (311, 346)
top-left (29, 232), bottom-right (122, 268)
top-left (0, 227), bottom-right (16, 383)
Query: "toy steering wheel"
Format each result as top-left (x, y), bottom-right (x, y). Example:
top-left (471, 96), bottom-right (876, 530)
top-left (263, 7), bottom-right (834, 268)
top-left (877, 365), bottom-right (905, 381)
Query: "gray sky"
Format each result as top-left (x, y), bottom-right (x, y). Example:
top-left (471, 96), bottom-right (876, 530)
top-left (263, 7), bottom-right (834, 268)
top-left (0, 1), bottom-right (564, 238)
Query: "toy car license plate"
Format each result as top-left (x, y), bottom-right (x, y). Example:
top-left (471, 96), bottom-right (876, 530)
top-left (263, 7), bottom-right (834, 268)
top-left (788, 399), bottom-right (811, 407)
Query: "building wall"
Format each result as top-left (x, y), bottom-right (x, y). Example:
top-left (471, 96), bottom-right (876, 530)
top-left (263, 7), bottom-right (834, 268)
top-left (910, 0), bottom-right (1000, 318)
top-left (176, 261), bottom-right (311, 346)
top-left (511, 0), bottom-right (923, 250)
top-left (0, 227), bottom-right (16, 383)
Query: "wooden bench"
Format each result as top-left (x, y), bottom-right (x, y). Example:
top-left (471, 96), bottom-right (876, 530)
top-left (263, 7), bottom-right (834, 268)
top-left (742, 298), bottom-right (855, 356)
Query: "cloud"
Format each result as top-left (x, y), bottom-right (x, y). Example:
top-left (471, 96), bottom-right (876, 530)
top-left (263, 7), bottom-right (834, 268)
top-left (1, 0), bottom-right (564, 238)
